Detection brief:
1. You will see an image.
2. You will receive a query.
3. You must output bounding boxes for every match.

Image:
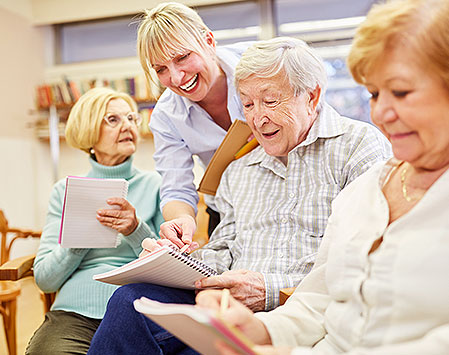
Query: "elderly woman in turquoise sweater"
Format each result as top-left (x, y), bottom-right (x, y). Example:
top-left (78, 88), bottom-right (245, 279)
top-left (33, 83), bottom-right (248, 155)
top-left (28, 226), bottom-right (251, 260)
top-left (26, 87), bottom-right (164, 355)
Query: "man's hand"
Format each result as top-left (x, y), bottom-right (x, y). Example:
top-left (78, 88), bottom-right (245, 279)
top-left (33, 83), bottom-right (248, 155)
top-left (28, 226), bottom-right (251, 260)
top-left (195, 270), bottom-right (266, 311)
top-left (140, 237), bottom-right (188, 258)
top-left (159, 215), bottom-right (199, 252)
top-left (96, 198), bottom-right (138, 236)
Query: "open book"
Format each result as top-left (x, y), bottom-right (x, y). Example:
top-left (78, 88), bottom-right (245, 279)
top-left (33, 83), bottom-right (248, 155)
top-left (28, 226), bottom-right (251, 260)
top-left (59, 176), bottom-right (129, 248)
top-left (93, 246), bottom-right (217, 289)
top-left (198, 120), bottom-right (256, 196)
top-left (134, 297), bottom-right (257, 355)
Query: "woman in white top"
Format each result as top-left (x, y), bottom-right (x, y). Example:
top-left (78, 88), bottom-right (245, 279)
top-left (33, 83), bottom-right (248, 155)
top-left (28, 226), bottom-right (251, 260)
top-left (137, 2), bottom-right (249, 249)
top-left (196, 0), bottom-right (449, 353)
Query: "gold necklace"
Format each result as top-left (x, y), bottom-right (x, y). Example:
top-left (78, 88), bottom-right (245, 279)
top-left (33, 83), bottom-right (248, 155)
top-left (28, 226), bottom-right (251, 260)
top-left (401, 163), bottom-right (420, 202)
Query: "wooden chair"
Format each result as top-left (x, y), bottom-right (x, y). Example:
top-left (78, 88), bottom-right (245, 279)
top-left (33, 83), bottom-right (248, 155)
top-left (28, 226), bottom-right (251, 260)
top-left (192, 193), bottom-right (210, 248)
top-left (0, 210), bottom-right (42, 355)
top-left (279, 287), bottom-right (296, 305)
top-left (0, 210), bottom-right (41, 266)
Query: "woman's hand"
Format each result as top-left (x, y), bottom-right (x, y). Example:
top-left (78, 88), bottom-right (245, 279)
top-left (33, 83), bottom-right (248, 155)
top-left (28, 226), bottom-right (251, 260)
top-left (96, 198), bottom-right (138, 236)
top-left (196, 289), bottom-right (271, 345)
top-left (159, 215), bottom-right (199, 252)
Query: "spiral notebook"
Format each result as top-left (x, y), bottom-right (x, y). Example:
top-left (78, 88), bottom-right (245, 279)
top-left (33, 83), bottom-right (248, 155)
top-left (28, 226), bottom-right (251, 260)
top-left (134, 297), bottom-right (257, 355)
top-left (59, 176), bottom-right (129, 248)
top-left (93, 246), bottom-right (218, 289)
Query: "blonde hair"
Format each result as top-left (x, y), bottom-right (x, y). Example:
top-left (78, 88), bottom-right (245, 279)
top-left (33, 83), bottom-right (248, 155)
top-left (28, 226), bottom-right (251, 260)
top-left (235, 37), bottom-right (327, 109)
top-left (137, 2), bottom-right (215, 86)
top-left (65, 87), bottom-right (138, 154)
top-left (348, 0), bottom-right (449, 87)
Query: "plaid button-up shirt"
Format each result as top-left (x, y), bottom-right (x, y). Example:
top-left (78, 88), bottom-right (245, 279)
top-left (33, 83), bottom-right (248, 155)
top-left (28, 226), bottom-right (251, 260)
top-left (193, 104), bottom-right (392, 310)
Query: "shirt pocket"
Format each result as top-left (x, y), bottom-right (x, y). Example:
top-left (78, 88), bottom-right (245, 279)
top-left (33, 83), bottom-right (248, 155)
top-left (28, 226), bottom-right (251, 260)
top-left (295, 182), bottom-right (340, 236)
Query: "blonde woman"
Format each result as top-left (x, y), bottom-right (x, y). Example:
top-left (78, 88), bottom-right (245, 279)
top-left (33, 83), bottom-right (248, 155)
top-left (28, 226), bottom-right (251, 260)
top-left (26, 88), bottom-right (164, 355)
top-left (138, 2), bottom-right (251, 248)
top-left (196, 0), bottom-right (449, 353)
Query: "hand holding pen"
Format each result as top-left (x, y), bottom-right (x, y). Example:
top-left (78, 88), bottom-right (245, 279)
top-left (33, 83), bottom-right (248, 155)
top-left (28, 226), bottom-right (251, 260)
top-left (159, 215), bottom-right (199, 253)
top-left (195, 289), bottom-right (269, 345)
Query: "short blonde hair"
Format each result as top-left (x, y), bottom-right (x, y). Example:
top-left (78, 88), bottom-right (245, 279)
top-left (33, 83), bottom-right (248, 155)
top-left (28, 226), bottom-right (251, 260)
top-left (137, 2), bottom-right (215, 86)
top-left (348, 0), bottom-right (449, 87)
top-left (65, 87), bottom-right (138, 154)
top-left (235, 37), bottom-right (327, 109)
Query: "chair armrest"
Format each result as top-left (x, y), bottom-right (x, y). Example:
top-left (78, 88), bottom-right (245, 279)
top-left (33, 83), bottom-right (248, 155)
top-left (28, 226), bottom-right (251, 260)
top-left (279, 287), bottom-right (296, 305)
top-left (7, 228), bottom-right (41, 238)
top-left (0, 254), bottom-right (35, 281)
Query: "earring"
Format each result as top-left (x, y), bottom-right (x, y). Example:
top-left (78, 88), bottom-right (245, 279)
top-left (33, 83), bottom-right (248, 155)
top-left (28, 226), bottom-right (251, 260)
top-left (90, 148), bottom-right (95, 155)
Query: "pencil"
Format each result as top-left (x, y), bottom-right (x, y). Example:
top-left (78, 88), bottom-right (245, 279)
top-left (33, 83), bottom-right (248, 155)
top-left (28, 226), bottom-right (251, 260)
top-left (234, 138), bottom-right (259, 160)
top-left (220, 288), bottom-right (230, 315)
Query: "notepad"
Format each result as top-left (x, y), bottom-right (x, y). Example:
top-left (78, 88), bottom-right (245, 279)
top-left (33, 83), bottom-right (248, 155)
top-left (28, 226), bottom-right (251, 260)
top-left (133, 297), bottom-right (257, 355)
top-left (59, 176), bottom-right (129, 248)
top-left (93, 246), bottom-right (218, 289)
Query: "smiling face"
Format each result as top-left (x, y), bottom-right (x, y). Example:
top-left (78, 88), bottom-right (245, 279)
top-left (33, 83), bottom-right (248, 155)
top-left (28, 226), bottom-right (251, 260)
top-left (239, 72), bottom-right (320, 163)
top-left (365, 45), bottom-right (449, 170)
top-left (151, 32), bottom-right (221, 104)
top-left (92, 99), bottom-right (138, 166)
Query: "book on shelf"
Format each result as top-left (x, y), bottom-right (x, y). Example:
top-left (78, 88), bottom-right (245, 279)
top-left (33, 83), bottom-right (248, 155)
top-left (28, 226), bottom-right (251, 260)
top-left (59, 176), bottom-right (129, 248)
top-left (133, 297), bottom-right (257, 355)
top-left (35, 75), bottom-right (160, 109)
top-left (198, 120), bottom-right (258, 196)
top-left (93, 245), bottom-right (217, 289)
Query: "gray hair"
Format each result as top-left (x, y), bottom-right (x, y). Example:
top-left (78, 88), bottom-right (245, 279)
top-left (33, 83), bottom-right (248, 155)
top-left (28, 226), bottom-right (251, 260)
top-left (235, 37), bottom-right (327, 109)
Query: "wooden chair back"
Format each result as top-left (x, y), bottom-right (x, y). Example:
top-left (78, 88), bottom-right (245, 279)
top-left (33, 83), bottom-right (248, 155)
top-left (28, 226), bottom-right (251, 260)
top-left (0, 210), bottom-right (41, 265)
top-left (0, 210), bottom-right (42, 355)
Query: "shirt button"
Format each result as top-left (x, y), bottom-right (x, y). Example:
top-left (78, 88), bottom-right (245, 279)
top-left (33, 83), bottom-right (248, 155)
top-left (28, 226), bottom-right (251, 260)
top-left (281, 217), bottom-right (288, 224)
top-left (289, 192), bottom-right (295, 198)
top-left (279, 253), bottom-right (284, 258)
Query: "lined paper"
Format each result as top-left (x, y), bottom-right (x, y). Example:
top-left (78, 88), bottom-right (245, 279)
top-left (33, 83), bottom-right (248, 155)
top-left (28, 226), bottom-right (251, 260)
top-left (93, 246), bottom-right (217, 289)
top-left (59, 176), bottom-right (128, 248)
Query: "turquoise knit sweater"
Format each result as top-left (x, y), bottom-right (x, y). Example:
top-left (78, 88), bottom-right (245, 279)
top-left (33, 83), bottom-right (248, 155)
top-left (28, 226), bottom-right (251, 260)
top-left (33, 156), bottom-right (164, 319)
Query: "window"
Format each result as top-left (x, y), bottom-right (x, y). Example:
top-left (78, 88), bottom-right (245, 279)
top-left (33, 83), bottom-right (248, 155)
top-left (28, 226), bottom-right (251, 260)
top-left (57, 1), bottom-right (260, 64)
top-left (58, 16), bottom-right (139, 63)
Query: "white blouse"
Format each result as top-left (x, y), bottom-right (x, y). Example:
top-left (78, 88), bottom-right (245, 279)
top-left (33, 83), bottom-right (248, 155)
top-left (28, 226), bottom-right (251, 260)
top-left (256, 160), bottom-right (449, 354)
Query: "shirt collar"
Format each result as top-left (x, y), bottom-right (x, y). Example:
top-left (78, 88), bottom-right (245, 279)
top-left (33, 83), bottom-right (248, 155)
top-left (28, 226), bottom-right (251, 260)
top-left (243, 102), bottom-right (346, 167)
top-left (298, 103), bottom-right (346, 147)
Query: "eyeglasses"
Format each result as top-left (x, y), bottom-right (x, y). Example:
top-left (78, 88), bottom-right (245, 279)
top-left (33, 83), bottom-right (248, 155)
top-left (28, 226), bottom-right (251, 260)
top-left (103, 112), bottom-right (142, 128)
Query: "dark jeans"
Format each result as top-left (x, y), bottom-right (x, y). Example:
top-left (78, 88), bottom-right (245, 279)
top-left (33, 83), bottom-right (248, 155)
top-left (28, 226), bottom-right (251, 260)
top-left (26, 310), bottom-right (101, 355)
top-left (206, 206), bottom-right (220, 237)
top-left (87, 283), bottom-right (199, 355)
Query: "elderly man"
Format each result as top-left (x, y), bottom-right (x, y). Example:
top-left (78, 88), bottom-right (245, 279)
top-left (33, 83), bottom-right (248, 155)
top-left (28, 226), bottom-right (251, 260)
top-left (87, 37), bottom-right (391, 355)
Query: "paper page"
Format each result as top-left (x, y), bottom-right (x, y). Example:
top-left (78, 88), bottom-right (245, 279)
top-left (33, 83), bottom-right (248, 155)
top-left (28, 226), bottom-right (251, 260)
top-left (133, 297), bottom-right (256, 355)
top-left (93, 246), bottom-right (217, 289)
top-left (59, 176), bottom-right (128, 248)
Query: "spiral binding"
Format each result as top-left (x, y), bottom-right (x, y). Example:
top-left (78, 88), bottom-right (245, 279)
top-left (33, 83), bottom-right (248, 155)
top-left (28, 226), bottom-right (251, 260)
top-left (168, 247), bottom-right (218, 276)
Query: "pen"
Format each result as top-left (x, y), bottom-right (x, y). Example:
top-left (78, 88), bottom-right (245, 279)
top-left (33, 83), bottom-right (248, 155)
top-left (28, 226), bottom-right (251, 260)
top-left (179, 244), bottom-right (189, 254)
top-left (234, 138), bottom-right (259, 160)
top-left (220, 288), bottom-right (230, 315)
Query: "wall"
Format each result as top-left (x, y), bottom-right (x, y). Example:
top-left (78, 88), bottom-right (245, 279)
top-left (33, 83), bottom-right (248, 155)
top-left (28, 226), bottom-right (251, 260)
top-left (30, 0), bottom-right (245, 24)
top-left (0, 2), bottom-right (159, 259)
top-left (0, 3), bottom-right (46, 257)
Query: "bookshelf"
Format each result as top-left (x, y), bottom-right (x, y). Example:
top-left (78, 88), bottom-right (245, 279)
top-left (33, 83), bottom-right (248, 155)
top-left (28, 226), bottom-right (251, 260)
top-left (33, 75), bottom-right (162, 141)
